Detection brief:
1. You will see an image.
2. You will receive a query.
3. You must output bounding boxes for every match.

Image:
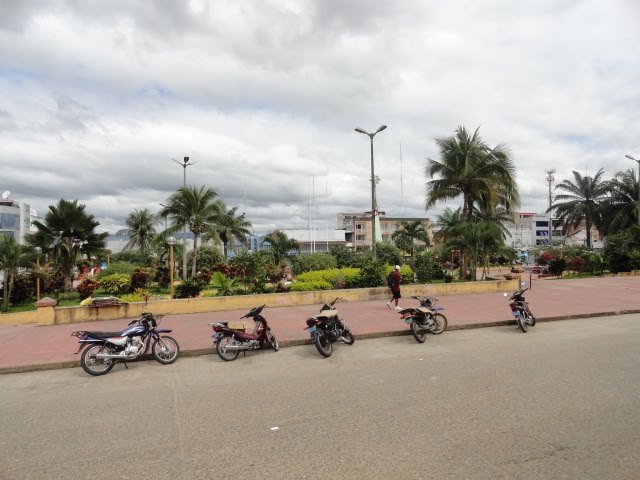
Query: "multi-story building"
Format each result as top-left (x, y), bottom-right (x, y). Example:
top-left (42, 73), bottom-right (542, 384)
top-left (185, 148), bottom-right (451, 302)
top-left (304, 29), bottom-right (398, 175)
top-left (0, 191), bottom-right (40, 244)
top-left (336, 212), bottom-right (433, 250)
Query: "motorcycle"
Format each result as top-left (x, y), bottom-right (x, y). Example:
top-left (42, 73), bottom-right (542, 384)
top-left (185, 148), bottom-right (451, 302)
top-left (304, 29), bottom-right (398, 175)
top-left (72, 311), bottom-right (180, 376)
top-left (398, 296), bottom-right (448, 343)
top-left (304, 297), bottom-right (354, 358)
top-left (210, 304), bottom-right (279, 361)
top-left (504, 281), bottom-right (536, 333)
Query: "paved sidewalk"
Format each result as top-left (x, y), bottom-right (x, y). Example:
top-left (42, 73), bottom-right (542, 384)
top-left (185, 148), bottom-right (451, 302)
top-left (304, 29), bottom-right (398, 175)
top-left (1, 276), bottom-right (639, 374)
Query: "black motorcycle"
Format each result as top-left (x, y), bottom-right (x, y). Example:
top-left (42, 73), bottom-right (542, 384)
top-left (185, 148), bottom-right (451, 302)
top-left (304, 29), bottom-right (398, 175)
top-left (398, 296), bottom-right (448, 343)
top-left (504, 282), bottom-right (536, 333)
top-left (304, 298), bottom-right (354, 358)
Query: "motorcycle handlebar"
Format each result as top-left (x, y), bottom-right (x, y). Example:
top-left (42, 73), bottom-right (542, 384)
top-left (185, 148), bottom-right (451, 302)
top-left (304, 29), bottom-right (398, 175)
top-left (241, 304), bottom-right (266, 319)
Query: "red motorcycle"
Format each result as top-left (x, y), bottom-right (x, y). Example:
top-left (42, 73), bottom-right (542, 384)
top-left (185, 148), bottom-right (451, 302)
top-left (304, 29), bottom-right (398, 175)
top-left (209, 305), bottom-right (279, 361)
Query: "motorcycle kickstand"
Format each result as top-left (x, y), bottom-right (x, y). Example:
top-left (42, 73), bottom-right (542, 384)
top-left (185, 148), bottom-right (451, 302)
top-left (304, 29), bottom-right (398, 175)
top-left (123, 361), bottom-right (128, 369)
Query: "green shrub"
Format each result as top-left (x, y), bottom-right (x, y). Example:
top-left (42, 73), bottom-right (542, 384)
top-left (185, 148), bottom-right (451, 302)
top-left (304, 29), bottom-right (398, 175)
top-left (357, 259), bottom-right (386, 288)
top-left (289, 280), bottom-right (333, 291)
top-left (174, 279), bottom-right (203, 298)
top-left (119, 290), bottom-right (148, 302)
top-left (100, 273), bottom-right (132, 295)
top-left (154, 265), bottom-right (170, 288)
top-left (196, 267), bottom-right (212, 286)
top-left (76, 278), bottom-right (100, 300)
top-left (296, 268), bottom-right (361, 288)
top-left (414, 251), bottom-right (445, 282)
top-left (385, 264), bottom-right (414, 284)
top-left (97, 262), bottom-right (137, 279)
top-left (290, 253), bottom-right (338, 275)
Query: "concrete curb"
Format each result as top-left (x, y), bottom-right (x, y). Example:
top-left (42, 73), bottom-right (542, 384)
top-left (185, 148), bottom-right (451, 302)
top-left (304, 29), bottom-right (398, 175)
top-left (1, 309), bottom-right (638, 375)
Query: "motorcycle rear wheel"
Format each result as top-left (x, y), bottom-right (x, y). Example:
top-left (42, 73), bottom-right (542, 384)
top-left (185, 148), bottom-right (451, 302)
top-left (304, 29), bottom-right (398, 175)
top-left (152, 335), bottom-right (180, 364)
top-left (80, 344), bottom-right (116, 376)
top-left (216, 335), bottom-right (240, 361)
top-left (314, 330), bottom-right (333, 357)
top-left (266, 329), bottom-right (279, 351)
top-left (526, 311), bottom-right (536, 326)
top-left (340, 327), bottom-right (355, 345)
top-left (410, 318), bottom-right (427, 343)
top-left (430, 313), bottom-right (448, 334)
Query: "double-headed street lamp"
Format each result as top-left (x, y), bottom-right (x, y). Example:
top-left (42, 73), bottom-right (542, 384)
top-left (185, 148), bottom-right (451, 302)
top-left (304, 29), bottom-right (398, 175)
top-left (625, 154), bottom-right (640, 226)
top-left (34, 246), bottom-right (42, 301)
top-left (172, 156), bottom-right (194, 277)
top-left (355, 125), bottom-right (387, 259)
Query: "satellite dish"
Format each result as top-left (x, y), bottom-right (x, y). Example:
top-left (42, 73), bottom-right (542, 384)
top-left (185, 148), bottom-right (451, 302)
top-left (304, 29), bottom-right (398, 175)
top-left (1, 191), bottom-right (10, 199)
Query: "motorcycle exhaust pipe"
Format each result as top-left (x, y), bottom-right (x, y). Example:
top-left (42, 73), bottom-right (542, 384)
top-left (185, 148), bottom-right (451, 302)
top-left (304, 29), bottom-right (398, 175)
top-left (220, 344), bottom-right (249, 351)
top-left (92, 353), bottom-right (137, 360)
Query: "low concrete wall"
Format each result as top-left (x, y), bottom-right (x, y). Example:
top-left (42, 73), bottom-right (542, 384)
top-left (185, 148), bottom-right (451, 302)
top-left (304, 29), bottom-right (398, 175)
top-left (0, 278), bottom-right (519, 326)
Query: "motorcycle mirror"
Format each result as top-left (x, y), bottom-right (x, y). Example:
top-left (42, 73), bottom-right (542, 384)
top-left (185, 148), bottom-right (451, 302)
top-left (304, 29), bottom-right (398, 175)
top-left (520, 281), bottom-right (526, 286)
top-left (503, 293), bottom-right (508, 297)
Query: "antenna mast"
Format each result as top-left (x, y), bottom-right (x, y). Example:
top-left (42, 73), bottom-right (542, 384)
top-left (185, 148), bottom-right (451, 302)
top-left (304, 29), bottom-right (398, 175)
top-left (545, 168), bottom-right (555, 210)
top-left (400, 143), bottom-right (404, 218)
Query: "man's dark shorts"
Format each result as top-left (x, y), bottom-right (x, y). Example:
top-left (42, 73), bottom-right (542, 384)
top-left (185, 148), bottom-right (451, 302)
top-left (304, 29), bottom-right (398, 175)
top-left (391, 290), bottom-right (401, 299)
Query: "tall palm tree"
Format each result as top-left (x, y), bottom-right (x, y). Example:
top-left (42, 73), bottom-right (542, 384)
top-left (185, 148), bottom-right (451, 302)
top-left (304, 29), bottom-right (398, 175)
top-left (0, 236), bottom-right (36, 311)
top-left (28, 199), bottom-right (107, 298)
top-left (445, 221), bottom-right (503, 281)
top-left (599, 169), bottom-right (638, 236)
top-left (391, 220), bottom-right (430, 257)
top-left (425, 126), bottom-right (520, 221)
top-left (210, 206), bottom-right (252, 259)
top-left (547, 169), bottom-right (609, 248)
top-left (117, 208), bottom-right (157, 255)
top-left (433, 207), bottom-right (463, 244)
top-left (159, 185), bottom-right (224, 278)
top-left (262, 231), bottom-right (301, 265)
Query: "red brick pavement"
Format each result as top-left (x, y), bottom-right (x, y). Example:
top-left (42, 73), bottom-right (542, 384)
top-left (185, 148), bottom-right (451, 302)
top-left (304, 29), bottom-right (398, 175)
top-left (0, 276), bottom-right (639, 373)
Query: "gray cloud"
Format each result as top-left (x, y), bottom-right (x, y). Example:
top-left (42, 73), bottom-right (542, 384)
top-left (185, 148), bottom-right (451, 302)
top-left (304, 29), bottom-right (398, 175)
top-left (0, 0), bottom-right (638, 234)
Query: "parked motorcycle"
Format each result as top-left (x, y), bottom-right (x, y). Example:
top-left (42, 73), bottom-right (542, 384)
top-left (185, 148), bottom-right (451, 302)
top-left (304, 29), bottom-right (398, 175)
top-left (210, 305), bottom-right (279, 361)
top-left (72, 312), bottom-right (180, 376)
top-left (304, 298), bottom-right (354, 357)
top-left (398, 296), bottom-right (448, 343)
top-left (504, 282), bottom-right (536, 333)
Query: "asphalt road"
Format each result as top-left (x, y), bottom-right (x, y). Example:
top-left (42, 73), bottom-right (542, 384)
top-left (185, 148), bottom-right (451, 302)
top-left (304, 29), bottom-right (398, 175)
top-left (1, 315), bottom-right (639, 480)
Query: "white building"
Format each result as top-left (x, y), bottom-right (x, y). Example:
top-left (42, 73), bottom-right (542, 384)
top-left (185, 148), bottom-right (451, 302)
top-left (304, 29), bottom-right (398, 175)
top-left (0, 191), bottom-right (40, 244)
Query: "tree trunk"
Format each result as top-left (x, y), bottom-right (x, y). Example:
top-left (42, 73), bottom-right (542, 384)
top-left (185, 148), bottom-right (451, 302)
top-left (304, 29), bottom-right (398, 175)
top-left (1, 269), bottom-right (10, 311)
top-left (191, 234), bottom-right (199, 278)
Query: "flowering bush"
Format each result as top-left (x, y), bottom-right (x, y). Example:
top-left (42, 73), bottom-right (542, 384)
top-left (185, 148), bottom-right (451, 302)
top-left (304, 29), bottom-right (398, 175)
top-left (76, 278), bottom-right (100, 300)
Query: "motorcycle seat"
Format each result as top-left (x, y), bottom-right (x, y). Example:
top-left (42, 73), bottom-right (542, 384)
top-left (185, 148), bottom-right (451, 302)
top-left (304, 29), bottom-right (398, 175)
top-left (416, 307), bottom-right (431, 314)
top-left (83, 331), bottom-right (125, 339)
top-left (317, 310), bottom-right (338, 318)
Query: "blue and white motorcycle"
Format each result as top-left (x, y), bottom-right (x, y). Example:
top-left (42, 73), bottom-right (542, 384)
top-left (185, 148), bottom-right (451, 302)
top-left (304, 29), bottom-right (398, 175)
top-left (72, 312), bottom-right (180, 376)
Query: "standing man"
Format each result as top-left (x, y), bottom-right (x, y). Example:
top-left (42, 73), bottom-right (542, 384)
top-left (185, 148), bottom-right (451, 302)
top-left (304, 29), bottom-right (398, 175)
top-left (386, 265), bottom-right (402, 310)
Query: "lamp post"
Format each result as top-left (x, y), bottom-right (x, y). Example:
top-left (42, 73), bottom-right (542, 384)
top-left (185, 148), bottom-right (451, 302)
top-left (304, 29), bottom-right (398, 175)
top-left (167, 236), bottom-right (177, 299)
top-left (625, 154), bottom-right (640, 225)
top-left (355, 125), bottom-right (387, 259)
top-left (34, 247), bottom-right (42, 300)
top-left (173, 156), bottom-right (194, 277)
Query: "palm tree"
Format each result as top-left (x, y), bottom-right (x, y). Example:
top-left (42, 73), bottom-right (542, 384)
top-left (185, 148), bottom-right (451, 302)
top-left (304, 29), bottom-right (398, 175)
top-left (391, 220), bottom-right (431, 257)
top-left (425, 126), bottom-right (520, 221)
top-left (433, 207), bottom-right (463, 244)
top-left (117, 208), bottom-right (157, 255)
top-left (599, 169), bottom-right (638, 236)
top-left (211, 207), bottom-right (252, 258)
top-left (0, 236), bottom-right (36, 311)
top-left (159, 186), bottom-right (224, 278)
top-left (28, 199), bottom-right (107, 298)
top-left (262, 231), bottom-right (301, 265)
top-left (446, 221), bottom-right (503, 281)
top-left (547, 169), bottom-right (609, 248)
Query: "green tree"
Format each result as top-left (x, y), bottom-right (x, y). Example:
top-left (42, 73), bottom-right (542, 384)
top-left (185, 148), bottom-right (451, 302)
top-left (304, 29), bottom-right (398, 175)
top-left (375, 241), bottom-right (403, 266)
top-left (0, 236), bottom-right (36, 311)
top-left (446, 221), bottom-right (504, 281)
top-left (391, 220), bottom-right (431, 257)
top-left (290, 253), bottom-right (337, 275)
top-left (600, 169), bottom-right (638, 236)
top-left (117, 208), bottom-right (157, 255)
top-left (433, 207), bottom-right (463, 244)
top-left (159, 185), bottom-right (224, 278)
top-left (603, 225), bottom-right (640, 273)
top-left (425, 126), bottom-right (520, 221)
top-left (28, 199), bottom-right (107, 298)
top-left (547, 169), bottom-right (609, 249)
top-left (210, 206), bottom-right (252, 258)
top-left (262, 230), bottom-right (301, 265)
top-left (329, 245), bottom-right (358, 268)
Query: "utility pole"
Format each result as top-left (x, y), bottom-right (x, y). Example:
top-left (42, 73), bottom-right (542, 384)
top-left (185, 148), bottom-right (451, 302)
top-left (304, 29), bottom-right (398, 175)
top-left (545, 168), bottom-right (555, 245)
top-left (173, 156), bottom-right (195, 277)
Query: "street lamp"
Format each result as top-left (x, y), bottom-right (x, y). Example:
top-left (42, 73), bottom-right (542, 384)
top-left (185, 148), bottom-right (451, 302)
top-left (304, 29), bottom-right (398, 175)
top-left (34, 247), bottom-right (42, 301)
top-left (172, 156), bottom-right (195, 277)
top-left (625, 154), bottom-right (640, 225)
top-left (355, 125), bottom-right (387, 259)
top-left (167, 236), bottom-right (177, 299)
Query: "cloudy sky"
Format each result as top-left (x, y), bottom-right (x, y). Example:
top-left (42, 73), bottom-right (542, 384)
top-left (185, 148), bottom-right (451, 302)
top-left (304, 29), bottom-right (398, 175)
top-left (1, 0), bottom-right (638, 234)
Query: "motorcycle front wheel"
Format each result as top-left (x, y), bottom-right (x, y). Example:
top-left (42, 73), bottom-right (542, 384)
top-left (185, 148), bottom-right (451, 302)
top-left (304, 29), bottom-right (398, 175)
top-left (516, 314), bottom-right (528, 333)
top-left (314, 330), bottom-right (333, 357)
top-left (526, 310), bottom-right (536, 326)
top-left (430, 313), bottom-right (448, 334)
top-left (266, 329), bottom-right (279, 351)
top-left (152, 335), bottom-right (180, 364)
top-left (410, 318), bottom-right (427, 343)
top-left (216, 335), bottom-right (240, 361)
top-left (340, 327), bottom-right (355, 345)
top-left (80, 344), bottom-right (116, 376)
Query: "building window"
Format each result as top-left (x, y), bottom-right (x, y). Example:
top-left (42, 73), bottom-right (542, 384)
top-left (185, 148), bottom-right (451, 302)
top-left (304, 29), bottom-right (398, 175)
top-left (535, 221), bottom-right (549, 227)
top-left (0, 213), bottom-right (20, 230)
